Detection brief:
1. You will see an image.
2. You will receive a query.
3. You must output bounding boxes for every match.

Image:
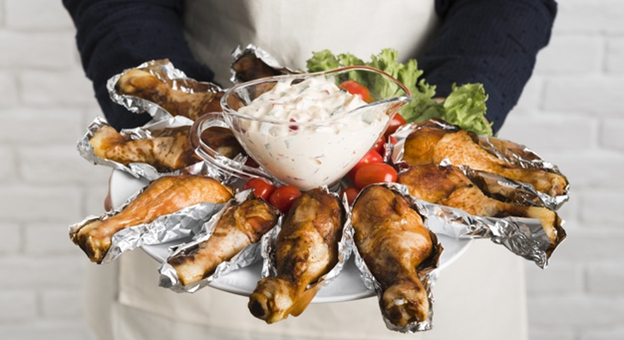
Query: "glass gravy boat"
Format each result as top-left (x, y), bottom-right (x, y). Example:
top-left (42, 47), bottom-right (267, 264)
top-left (191, 66), bottom-right (411, 191)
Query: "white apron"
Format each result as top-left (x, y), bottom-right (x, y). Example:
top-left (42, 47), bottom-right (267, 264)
top-left (82, 1), bottom-right (529, 339)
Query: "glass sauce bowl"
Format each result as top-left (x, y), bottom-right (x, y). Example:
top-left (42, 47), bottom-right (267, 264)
top-left (191, 66), bottom-right (411, 191)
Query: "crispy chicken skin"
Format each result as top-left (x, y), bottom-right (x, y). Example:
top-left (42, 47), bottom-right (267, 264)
top-left (403, 124), bottom-right (567, 197)
top-left (116, 69), bottom-right (223, 120)
top-left (70, 175), bottom-right (232, 263)
top-left (398, 164), bottom-right (564, 246)
top-left (351, 186), bottom-right (437, 327)
top-left (89, 125), bottom-right (198, 172)
top-left (402, 125), bottom-right (448, 167)
top-left (248, 189), bottom-right (344, 324)
top-left (168, 199), bottom-right (278, 286)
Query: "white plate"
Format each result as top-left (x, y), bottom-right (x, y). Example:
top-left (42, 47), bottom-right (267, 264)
top-left (109, 169), bottom-right (472, 303)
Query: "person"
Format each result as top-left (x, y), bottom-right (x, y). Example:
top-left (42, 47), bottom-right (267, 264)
top-left (63, 1), bottom-right (557, 339)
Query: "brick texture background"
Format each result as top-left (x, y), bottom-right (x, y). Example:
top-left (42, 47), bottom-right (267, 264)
top-left (0, 1), bottom-right (622, 339)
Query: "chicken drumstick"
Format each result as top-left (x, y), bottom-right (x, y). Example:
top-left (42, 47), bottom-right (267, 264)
top-left (71, 175), bottom-right (232, 263)
top-left (351, 185), bottom-right (439, 327)
top-left (168, 198), bottom-right (278, 286)
top-left (248, 188), bottom-right (344, 323)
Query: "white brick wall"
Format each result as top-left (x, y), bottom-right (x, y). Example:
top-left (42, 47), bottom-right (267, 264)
top-left (0, 1), bottom-right (104, 339)
top-left (500, 1), bottom-right (624, 339)
top-left (0, 1), bottom-right (622, 339)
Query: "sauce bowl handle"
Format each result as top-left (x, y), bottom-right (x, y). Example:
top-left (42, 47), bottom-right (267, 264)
top-left (190, 112), bottom-right (275, 184)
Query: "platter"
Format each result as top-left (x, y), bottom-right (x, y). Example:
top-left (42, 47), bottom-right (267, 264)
top-left (109, 169), bottom-right (472, 303)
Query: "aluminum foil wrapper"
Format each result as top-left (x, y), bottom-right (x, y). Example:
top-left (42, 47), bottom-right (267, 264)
top-left (258, 186), bottom-right (353, 301)
top-left (107, 59), bottom-right (223, 121)
top-left (413, 196), bottom-right (561, 269)
top-left (230, 44), bottom-right (298, 84)
top-left (69, 187), bottom-right (226, 264)
top-left (158, 190), bottom-right (279, 293)
top-left (393, 174), bottom-right (564, 268)
top-left (391, 119), bottom-right (569, 210)
top-left (77, 116), bottom-right (223, 181)
top-left (345, 183), bottom-right (442, 333)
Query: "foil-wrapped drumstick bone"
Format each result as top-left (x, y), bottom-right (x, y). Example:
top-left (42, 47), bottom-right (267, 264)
top-left (89, 125), bottom-right (198, 172)
top-left (168, 199), bottom-right (279, 286)
top-left (248, 188), bottom-right (344, 324)
top-left (351, 185), bottom-right (441, 327)
top-left (402, 123), bottom-right (568, 197)
top-left (116, 69), bottom-right (223, 120)
top-left (397, 164), bottom-right (565, 248)
top-left (70, 175), bottom-right (233, 263)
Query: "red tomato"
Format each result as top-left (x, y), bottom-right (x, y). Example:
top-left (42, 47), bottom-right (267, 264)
top-left (243, 178), bottom-right (276, 201)
top-left (347, 149), bottom-right (384, 183)
top-left (354, 163), bottom-right (398, 189)
top-left (373, 135), bottom-right (400, 157)
top-left (343, 187), bottom-right (360, 206)
top-left (384, 114), bottom-right (407, 137)
top-left (372, 136), bottom-right (386, 155)
top-left (268, 186), bottom-right (302, 214)
top-left (339, 80), bottom-right (373, 103)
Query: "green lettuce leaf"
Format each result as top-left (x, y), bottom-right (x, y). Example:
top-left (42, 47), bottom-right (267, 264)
top-left (306, 50), bottom-right (341, 72)
top-left (442, 83), bottom-right (492, 136)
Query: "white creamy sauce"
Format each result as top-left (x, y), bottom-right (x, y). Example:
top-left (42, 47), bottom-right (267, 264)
top-left (236, 76), bottom-right (388, 191)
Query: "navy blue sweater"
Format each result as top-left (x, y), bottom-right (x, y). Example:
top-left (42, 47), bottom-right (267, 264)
top-left (62, 0), bottom-right (557, 134)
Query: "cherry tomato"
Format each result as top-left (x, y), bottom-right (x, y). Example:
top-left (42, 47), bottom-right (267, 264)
top-left (269, 186), bottom-right (302, 214)
top-left (384, 114), bottom-right (407, 137)
top-left (339, 80), bottom-right (373, 103)
top-left (243, 178), bottom-right (276, 201)
top-left (354, 163), bottom-right (398, 189)
top-left (343, 187), bottom-right (360, 206)
top-left (347, 149), bottom-right (384, 184)
top-left (373, 135), bottom-right (400, 157)
top-left (372, 136), bottom-right (386, 155)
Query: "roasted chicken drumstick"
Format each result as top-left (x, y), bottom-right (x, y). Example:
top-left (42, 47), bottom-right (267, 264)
top-left (70, 175), bottom-right (233, 263)
top-left (90, 125), bottom-right (198, 172)
top-left (248, 188), bottom-right (344, 323)
top-left (168, 199), bottom-right (279, 286)
top-left (351, 186), bottom-right (440, 327)
top-left (116, 69), bottom-right (223, 120)
top-left (403, 123), bottom-right (567, 197)
top-left (397, 164), bottom-right (564, 247)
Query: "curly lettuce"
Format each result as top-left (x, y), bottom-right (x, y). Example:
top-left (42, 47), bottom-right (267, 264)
top-left (443, 83), bottom-right (492, 136)
top-left (306, 48), bottom-right (492, 136)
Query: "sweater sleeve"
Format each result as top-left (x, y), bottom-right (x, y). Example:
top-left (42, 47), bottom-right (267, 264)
top-left (62, 0), bottom-right (215, 130)
top-left (423, 0), bottom-right (557, 134)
